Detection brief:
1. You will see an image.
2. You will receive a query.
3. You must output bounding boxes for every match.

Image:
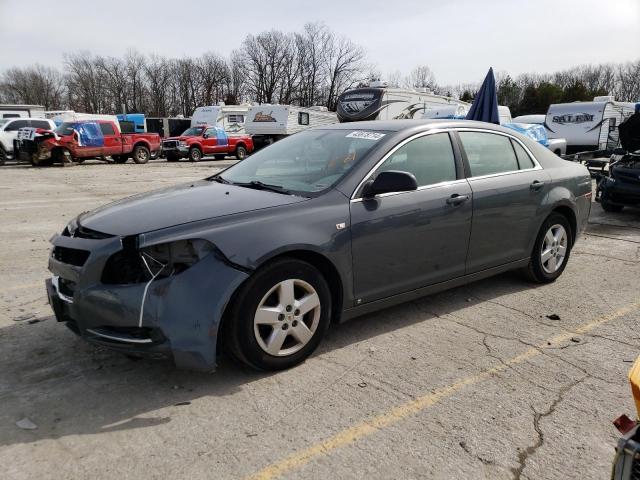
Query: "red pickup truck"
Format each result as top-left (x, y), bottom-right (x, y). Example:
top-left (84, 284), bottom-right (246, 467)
top-left (18, 120), bottom-right (161, 166)
top-left (161, 125), bottom-right (253, 162)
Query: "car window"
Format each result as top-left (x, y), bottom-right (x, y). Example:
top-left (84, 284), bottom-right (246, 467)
top-left (204, 128), bottom-right (217, 137)
top-left (99, 123), bottom-right (116, 136)
top-left (220, 129), bottom-right (387, 195)
top-left (511, 139), bottom-right (535, 169)
top-left (5, 120), bottom-right (29, 131)
top-left (459, 132), bottom-right (520, 177)
top-left (376, 133), bottom-right (457, 187)
top-left (30, 120), bottom-right (52, 130)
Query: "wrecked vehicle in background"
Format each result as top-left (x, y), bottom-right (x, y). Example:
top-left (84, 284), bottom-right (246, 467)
top-left (596, 112), bottom-right (640, 212)
top-left (46, 120), bottom-right (591, 372)
top-left (17, 119), bottom-right (161, 166)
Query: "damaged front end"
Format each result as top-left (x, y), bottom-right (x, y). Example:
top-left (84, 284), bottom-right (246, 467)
top-left (596, 153), bottom-right (640, 209)
top-left (15, 131), bottom-right (58, 165)
top-left (46, 220), bottom-right (249, 371)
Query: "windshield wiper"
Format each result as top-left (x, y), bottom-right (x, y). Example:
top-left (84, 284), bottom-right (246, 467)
top-left (234, 180), bottom-right (292, 195)
top-left (209, 175), bottom-right (230, 184)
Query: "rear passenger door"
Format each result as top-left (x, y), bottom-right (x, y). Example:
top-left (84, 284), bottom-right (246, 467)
top-left (456, 130), bottom-right (551, 273)
top-left (98, 122), bottom-right (122, 156)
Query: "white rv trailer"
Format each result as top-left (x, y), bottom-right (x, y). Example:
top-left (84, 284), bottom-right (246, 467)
top-left (545, 96), bottom-right (637, 154)
top-left (0, 104), bottom-right (46, 119)
top-left (244, 105), bottom-right (337, 147)
top-left (47, 112), bottom-right (121, 130)
top-left (191, 105), bottom-right (250, 134)
top-left (336, 83), bottom-right (470, 122)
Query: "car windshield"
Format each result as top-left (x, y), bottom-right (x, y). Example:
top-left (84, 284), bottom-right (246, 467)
top-left (181, 126), bottom-right (205, 136)
top-left (216, 129), bottom-right (388, 195)
top-left (55, 122), bottom-right (78, 136)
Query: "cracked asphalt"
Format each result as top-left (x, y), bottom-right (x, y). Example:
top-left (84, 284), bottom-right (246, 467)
top-left (0, 160), bottom-right (639, 480)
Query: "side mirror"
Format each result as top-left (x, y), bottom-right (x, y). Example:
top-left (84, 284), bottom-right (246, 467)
top-left (203, 133), bottom-right (209, 139)
top-left (362, 170), bottom-right (418, 198)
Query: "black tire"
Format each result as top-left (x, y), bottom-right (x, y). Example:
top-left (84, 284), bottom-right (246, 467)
top-left (132, 145), bottom-right (150, 164)
top-left (224, 258), bottom-right (332, 371)
top-left (0, 148), bottom-right (6, 166)
top-left (189, 147), bottom-right (202, 162)
top-left (113, 155), bottom-right (128, 164)
top-left (76, 158), bottom-right (86, 164)
top-left (522, 213), bottom-right (572, 284)
top-left (235, 145), bottom-right (247, 160)
top-left (601, 200), bottom-right (624, 213)
top-left (53, 148), bottom-right (73, 166)
top-left (166, 153), bottom-right (180, 162)
top-left (214, 154), bottom-right (226, 160)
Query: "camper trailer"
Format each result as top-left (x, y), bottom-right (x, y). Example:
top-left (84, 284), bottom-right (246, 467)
top-left (545, 96), bottom-right (637, 154)
top-left (191, 105), bottom-right (250, 134)
top-left (0, 105), bottom-right (46, 119)
top-left (244, 105), bottom-right (337, 148)
top-left (336, 83), bottom-right (470, 122)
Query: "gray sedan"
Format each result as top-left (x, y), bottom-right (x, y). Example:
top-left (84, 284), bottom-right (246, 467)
top-left (46, 120), bottom-right (592, 371)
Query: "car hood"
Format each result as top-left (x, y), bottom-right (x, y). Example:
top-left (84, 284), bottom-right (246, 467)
top-left (79, 180), bottom-right (307, 236)
top-left (164, 136), bottom-right (194, 141)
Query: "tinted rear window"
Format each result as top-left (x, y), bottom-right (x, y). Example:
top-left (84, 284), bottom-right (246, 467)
top-left (459, 132), bottom-right (519, 177)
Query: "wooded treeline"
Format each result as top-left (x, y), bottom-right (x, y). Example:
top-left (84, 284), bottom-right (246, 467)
top-left (1, 22), bottom-right (638, 117)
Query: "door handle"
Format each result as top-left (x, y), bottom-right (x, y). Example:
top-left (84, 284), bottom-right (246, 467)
top-left (446, 194), bottom-right (469, 206)
top-left (530, 180), bottom-right (545, 191)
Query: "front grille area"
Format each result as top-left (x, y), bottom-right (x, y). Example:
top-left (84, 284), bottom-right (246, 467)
top-left (53, 246), bottom-right (90, 267)
top-left (162, 140), bottom-right (178, 149)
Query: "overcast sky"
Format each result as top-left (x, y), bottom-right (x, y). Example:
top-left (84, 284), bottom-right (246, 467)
top-left (1, 0), bottom-right (638, 85)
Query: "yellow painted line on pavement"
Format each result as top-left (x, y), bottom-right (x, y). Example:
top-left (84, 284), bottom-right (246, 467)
top-left (246, 300), bottom-right (640, 480)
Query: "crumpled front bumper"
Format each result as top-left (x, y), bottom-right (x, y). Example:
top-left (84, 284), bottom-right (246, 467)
top-left (596, 177), bottom-right (640, 206)
top-left (46, 233), bottom-right (249, 371)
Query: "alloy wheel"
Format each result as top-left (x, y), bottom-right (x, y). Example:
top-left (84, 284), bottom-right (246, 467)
top-left (540, 224), bottom-right (568, 274)
top-left (253, 279), bottom-right (321, 357)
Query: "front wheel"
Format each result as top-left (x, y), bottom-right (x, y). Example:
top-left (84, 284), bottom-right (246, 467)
top-left (235, 145), bottom-right (247, 160)
top-left (224, 258), bottom-right (332, 371)
top-left (189, 147), bottom-right (202, 162)
top-left (522, 213), bottom-right (572, 283)
top-left (132, 145), bottom-right (150, 164)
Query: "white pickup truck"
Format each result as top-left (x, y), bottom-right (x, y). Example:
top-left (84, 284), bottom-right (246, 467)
top-left (0, 117), bottom-right (56, 165)
top-left (513, 114), bottom-right (567, 156)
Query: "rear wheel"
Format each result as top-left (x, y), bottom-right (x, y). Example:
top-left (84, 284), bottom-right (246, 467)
top-left (225, 258), bottom-right (331, 371)
top-left (113, 155), bottom-right (128, 164)
top-left (0, 148), bottom-right (6, 166)
top-left (132, 145), bottom-right (150, 164)
top-left (235, 145), bottom-right (247, 160)
top-left (523, 213), bottom-right (572, 283)
top-left (189, 147), bottom-right (202, 162)
top-left (601, 200), bottom-right (624, 213)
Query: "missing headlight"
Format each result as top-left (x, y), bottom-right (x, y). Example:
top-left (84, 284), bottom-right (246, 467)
top-left (102, 239), bottom-right (215, 285)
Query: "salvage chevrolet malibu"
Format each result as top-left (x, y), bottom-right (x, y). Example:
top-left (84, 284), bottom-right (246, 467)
top-left (46, 120), bottom-right (592, 371)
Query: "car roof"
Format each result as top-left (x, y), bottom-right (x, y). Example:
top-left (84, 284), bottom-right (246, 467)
top-left (320, 119), bottom-right (513, 133)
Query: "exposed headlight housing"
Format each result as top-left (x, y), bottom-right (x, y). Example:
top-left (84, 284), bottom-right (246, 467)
top-left (102, 238), bottom-right (215, 285)
top-left (178, 141), bottom-right (187, 147)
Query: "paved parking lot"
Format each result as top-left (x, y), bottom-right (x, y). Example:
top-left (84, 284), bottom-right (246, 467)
top-left (0, 160), bottom-right (639, 480)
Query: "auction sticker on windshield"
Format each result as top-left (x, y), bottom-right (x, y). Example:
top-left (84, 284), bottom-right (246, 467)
top-left (345, 131), bottom-right (386, 141)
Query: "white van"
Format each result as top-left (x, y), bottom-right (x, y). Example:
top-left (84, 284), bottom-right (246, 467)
top-left (545, 96), bottom-right (637, 154)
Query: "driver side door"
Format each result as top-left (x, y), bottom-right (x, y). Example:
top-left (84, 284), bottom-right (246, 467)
top-left (350, 132), bottom-right (473, 303)
top-left (202, 127), bottom-right (218, 154)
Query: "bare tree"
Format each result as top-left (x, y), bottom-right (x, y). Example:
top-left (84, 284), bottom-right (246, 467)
top-left (406, 64), bottom-right (436, 90)
top-left (324, 34), bottom-right (366, 110)
top-left (65, 51), bottom-right (108, 113)
top-left (0, 64), bottom-right (65, 109)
